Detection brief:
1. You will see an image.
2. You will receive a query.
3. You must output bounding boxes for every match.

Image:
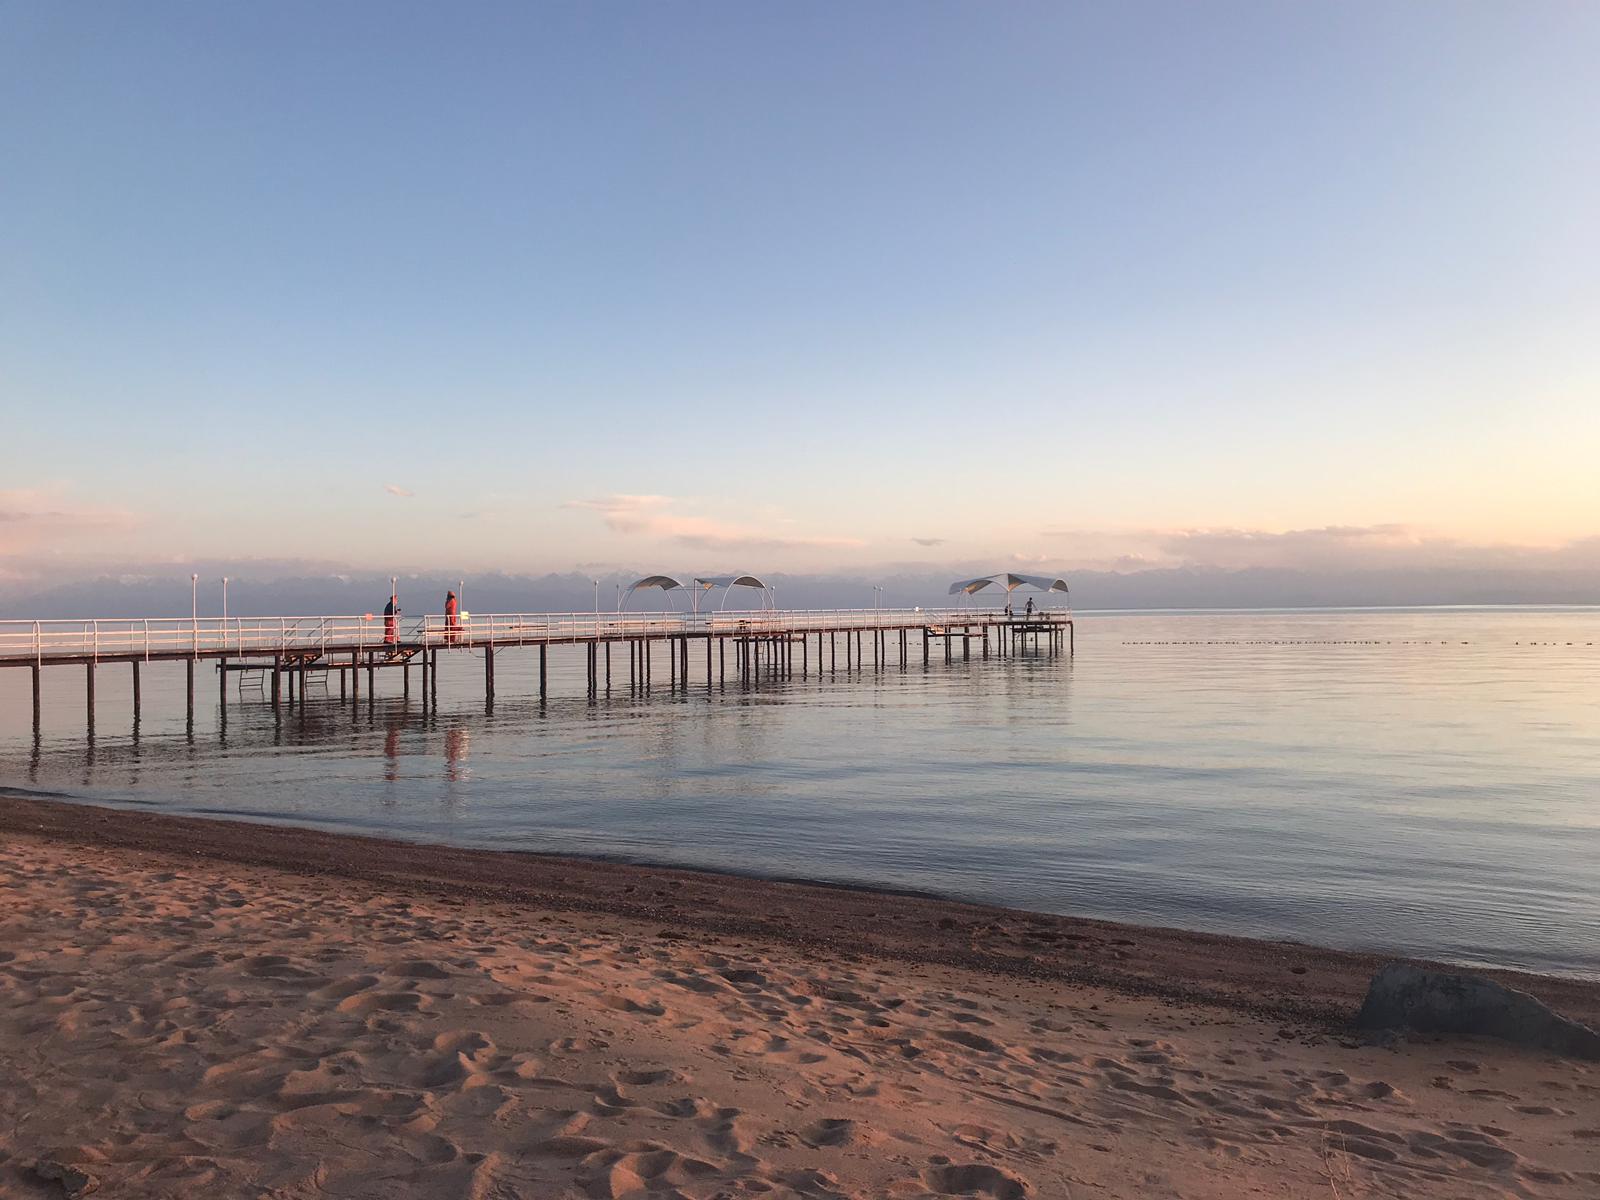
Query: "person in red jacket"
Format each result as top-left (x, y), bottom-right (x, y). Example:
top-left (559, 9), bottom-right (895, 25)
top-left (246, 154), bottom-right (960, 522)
top-left (444, 590), bottom-right (460, 645)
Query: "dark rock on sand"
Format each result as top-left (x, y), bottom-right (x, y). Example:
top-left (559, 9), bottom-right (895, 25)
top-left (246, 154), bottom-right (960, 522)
top-left (1357, 963), bottom-right (1600, 1061)
top-left (29, 1160), bottom-right (99, 1197)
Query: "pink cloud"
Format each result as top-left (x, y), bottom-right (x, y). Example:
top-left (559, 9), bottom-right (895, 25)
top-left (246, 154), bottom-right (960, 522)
top-left (563, 495), bottom-right (863, 551)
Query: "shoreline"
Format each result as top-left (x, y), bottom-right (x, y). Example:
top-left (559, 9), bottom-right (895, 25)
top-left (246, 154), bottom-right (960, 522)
top-left (5, 791), bottom-right (1600, 1197)
top-left (5, 791), bottom-right (1597, 1030)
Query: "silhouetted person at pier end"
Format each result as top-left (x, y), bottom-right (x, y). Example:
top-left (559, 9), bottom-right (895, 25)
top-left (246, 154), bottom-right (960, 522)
top-left (445, 591), bottom-right (460, 645)
top-left (1024, 597), bottom-right (1035, 619)
top-left (384, 594), bottom-right (400, 650)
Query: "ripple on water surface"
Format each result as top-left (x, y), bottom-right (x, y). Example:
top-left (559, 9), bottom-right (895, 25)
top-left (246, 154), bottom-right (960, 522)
top-left (2, 607), bottom-right (1598, 978)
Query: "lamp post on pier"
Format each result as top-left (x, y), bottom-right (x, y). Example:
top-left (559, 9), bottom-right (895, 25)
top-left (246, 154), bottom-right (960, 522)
top-left (191, 574), bottom-right (198, 654)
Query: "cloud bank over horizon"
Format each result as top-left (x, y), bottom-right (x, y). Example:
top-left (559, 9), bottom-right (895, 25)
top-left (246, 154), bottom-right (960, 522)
top-left (3, 522), bottom-right (1597, 618)
top-left (4, 487), bottom-right (1597, 614)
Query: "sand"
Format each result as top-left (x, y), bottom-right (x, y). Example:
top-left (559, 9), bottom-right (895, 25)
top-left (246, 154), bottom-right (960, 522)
top-left (1, 798), bottom-right (1597, 1198)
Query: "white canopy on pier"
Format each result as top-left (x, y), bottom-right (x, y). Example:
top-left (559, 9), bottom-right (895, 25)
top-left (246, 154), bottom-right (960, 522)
top-left (947, 573), bottom-right (1070, 596)
top-left (625, 575), bottom-right (685, 592)
top-left (620, 575), bottom-right (686, 611)
top-left (692, 574), bottom-right (773, 611)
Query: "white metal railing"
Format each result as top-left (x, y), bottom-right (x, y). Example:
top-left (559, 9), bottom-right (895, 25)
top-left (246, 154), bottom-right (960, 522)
top-left (0, 607), bottom-right (1072, 664)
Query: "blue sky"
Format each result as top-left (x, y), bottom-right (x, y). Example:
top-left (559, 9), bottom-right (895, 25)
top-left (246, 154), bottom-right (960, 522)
top-left (2, 2), bottom-right (1597, 587)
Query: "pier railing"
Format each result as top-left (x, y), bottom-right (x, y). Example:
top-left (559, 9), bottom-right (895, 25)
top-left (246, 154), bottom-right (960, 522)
top-left (0, 607), bottom-right (1070, 665)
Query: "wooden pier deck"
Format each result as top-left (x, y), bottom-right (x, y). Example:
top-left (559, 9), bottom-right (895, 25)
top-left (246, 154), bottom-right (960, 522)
top-left (1, 608), bottom-right (1073, 734)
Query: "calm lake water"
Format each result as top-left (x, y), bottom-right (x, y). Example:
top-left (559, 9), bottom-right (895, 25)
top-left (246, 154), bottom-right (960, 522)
top-left (2, 607), bottom-right (1596, 979)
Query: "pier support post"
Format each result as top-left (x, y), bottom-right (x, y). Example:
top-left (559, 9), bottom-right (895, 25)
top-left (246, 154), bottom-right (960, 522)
top-left (366, 652), bottom-right (375, 697)
top-left (430, 650), bottom-right (438, 706)
top-left (606, 641), bottom-right (612, 692)
top-left (419, 652), bottom-right (427, 705)
top-left (540, 643), bottom-right (548, 702)
top-left (86, 662), bottom-right (96, 732)
top-left (272, 656), bottom-right (282, 710)
top-left (219, 657), bottom-right (228, 713)
top-left (33, 663), bottom-right (42, 732)
top-left (485, 647), bottom-right (495, 704)
top-left (922, 629), bottom-right (929, 666)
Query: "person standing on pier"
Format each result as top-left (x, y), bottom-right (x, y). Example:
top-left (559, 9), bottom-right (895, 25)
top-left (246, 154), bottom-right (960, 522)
top-left (1024, 597), bottom-right (1034, 619)
top-left (384, 593), bottom-right (400, 651)
top-left (445, 590), bottom-right (460, 645)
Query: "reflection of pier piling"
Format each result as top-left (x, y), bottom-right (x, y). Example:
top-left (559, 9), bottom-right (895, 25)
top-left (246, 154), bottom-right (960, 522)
top-left (3, 608), bottom-right (1072, 735)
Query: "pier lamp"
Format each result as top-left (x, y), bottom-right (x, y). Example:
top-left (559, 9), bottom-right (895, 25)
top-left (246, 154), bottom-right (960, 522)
top-left (191, 574), bottom-right (198, 654)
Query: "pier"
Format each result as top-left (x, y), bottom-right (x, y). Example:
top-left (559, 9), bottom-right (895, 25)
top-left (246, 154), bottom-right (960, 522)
top-left (0, 607), bottom-right (1073, 734)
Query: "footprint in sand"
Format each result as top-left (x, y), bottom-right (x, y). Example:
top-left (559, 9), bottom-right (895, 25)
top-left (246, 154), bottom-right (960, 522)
top-left (313, 974), bottom-right (380, 1001)
top-left (921, 1162), bottom-right (1032, 1199)
top-left (598, 991), bottom-right (668, 1017)
top-left (615, 1067), bottom-right (682, 1086)
top-left (336, 991), bottom-right (427, 1015)
top-left (801, 1118), bottom-right (852, 1148)
top-left (588, 1146), bottom-right (721, 1199)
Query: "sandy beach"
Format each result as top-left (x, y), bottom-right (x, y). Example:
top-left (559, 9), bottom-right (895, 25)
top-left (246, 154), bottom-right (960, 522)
top-left (1, 795), bottom-right (1597, 1199)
